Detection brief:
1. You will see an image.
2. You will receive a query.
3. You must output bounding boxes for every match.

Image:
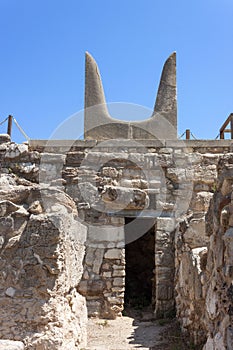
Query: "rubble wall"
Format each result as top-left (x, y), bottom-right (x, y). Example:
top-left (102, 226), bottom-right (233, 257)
top-left (0, 136), bottom-right (87, 349)
top-left (175, 153), bottom-right (233, 349)
top-left (29, 139), bottom-right (230, 320)
top-left (2, 136), bottom-right (233, 349)
top-left (202, 155), bottom-right (233, 349)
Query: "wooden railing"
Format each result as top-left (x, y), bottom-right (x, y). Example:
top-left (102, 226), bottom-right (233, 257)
top-left (220, 113), bottom-right (233, 139)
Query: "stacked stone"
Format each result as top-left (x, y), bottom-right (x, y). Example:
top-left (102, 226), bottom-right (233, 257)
top-left (72, 145), bottom-right (176, 318)
top-left (59, 141), bottom-right (231, 320)
top-left (175, 152), bottom-right (233, 349)
top-left (0, 136), bottom-right (87, 349)
top-left (78, 218), bottom-right (125, 319)
top-left (203, 154), bottom-right (233, 349)
top-left (1, 135), bottom-right (233, 347)
top-left (174, 152), bottom-right (219, 346)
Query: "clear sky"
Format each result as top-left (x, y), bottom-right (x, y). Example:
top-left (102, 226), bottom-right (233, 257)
top-left (0, 0), bottom-right (233, 142)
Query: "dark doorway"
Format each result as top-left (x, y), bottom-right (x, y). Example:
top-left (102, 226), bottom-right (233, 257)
top-left (124, 217), bottom-right (155, 309)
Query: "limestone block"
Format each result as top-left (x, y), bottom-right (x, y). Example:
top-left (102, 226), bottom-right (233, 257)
top-left (183, 217), bottom-right (209, 248)
top-left (101, 185), bottom-right (149, 210)
top-left (148, 179), bottom-right (161, 189)
top-left (193, 165), bottom-right (217, 185)
top-left (85, 247), bottom-right (96, 266)
top-left (191, 191), bottom-right (213, 212)
top-left (156, 217), bottom-right (175, 232)
top-left (112, 269), bottom-right (125, 277)
top-left (5, 143), bottom-right (28, 159)
top-left (104, 248), bottom-right (124, 260)
top-left (113, 277), bottom-right (124, 287)
top-left (103, 271), bottom-right (111, 278)
top-left (159, 147), bottom-right (173, 154)
top-left (0, 340), bottom-right (24, 350)
top-left (107, 296), bottom-right (123, 304)
top-left (0, 133), bottom-right (11, 144)
top-left (88, 225), bottom-right (124, 243)
top-left (88, 280), bottom-right (105, 296)
top-left (93, 249), bottom-right (105, 274)
top-left (166, 168), bottom-right (186, 183)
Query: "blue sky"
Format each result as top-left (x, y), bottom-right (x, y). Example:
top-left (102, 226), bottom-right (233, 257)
top-left (0, 0), bottom-right (233, 142)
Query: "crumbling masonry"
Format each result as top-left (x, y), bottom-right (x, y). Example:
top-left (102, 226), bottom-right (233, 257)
top-left (0, 53), bottom-right (233, 349)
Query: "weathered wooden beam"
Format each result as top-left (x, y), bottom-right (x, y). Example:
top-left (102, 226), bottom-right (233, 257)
top-left (7, 115), bottom-right (13, 137)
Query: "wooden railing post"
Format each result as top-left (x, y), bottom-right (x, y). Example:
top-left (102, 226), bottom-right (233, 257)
top-left (219, 113), bottom-right (233, 139)
top-left (7, 115), bottom-right (13, 137)
top-left (230, 114), bottom-right (233, 139)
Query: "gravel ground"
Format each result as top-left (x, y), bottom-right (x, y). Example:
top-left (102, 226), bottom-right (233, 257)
top-left (84, 309), bottom-right (185, 350)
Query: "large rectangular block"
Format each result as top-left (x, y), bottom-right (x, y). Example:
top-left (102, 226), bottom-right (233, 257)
top-left (88, 225), bottom-right (124, 243)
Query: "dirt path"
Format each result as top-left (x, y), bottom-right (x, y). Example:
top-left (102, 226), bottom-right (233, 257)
top-left (84, 310), bottom-right (184, 350)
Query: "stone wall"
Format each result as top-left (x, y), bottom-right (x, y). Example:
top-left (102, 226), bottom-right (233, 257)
top-left (175, 153), bottom-right (233, 349)
top-left (29, 139), bottom-right (232, 320)
top-left (0, 136), bottom-right (87, 349)
top-left (2, 135), bottom-right (233, 349)
top-left (204, 154), bottom-right (233, 348)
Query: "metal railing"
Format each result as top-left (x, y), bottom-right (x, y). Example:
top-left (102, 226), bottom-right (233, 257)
top-left (0, 115), bottom-right (30, 140)
top-left (179, 129), bottom-right (197, 140)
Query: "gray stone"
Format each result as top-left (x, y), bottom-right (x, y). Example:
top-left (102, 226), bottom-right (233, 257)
top-left (0, 133), bottom-right (11, 144)
top-left (5, 287), bottom-right (16, 297)
top-left (104, 249), bottom-right (123, 260)
top-left (84, 52), bottom-right (177, 140)
top-left (183, 218), bottom-right (209, 248)
top-left (93, 249), bottom-right (104, 274)
top-left (113, 277), bottom-right (124, 287)
top-left (157, 217), bottom-right (175, 232)
top-left (5, 143), bottom-right (28, 158)
top-left (88, 225), bottom-right (124, 243)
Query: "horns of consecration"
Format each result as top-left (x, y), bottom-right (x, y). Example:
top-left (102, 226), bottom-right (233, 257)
top-left (84, 51), bottom-right (176, 116)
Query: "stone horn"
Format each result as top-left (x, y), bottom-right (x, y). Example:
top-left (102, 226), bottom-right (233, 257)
top-left (153, 52), bottom-right (177, 129)
top-left (84, 51), bottom-right (109, 115)
top-left (84, 51), bottom-right (177, 140)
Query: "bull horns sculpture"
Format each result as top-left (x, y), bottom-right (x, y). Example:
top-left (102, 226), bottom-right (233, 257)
top-left (84, 52), bottom-right (177, 140)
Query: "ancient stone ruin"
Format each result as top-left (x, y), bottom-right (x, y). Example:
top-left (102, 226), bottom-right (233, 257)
top-left (0, 53), bottom-right (233, 349)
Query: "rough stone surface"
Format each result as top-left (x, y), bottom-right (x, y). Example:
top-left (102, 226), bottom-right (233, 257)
top-left (0, 142), bottom-right (87, 349)
top-left (175, 153), bottom-right (233, 349)
top-left (0, 340), bottom-right (24, 350)
top-left (2, 137), bottom-right (233, 348)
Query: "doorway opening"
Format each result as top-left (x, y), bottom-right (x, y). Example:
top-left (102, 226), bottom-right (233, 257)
top-left (124, 217), bottom-right (155, 310)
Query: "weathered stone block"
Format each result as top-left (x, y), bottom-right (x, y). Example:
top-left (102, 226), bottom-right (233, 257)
top-left (88, 225), bottom-right (124, 243)
top-left (104, 249), bottom-right (124, 260)
top-left (93, 249), bottom-right (105, 274)
top-left (113, 277), bottom-right (124, 287)
top-left (183, 218), bottom-right (209, 248)
top-left (0, 340), bottom-right (24, 350)
top-left (156, 217), bottom-right (175, 232)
